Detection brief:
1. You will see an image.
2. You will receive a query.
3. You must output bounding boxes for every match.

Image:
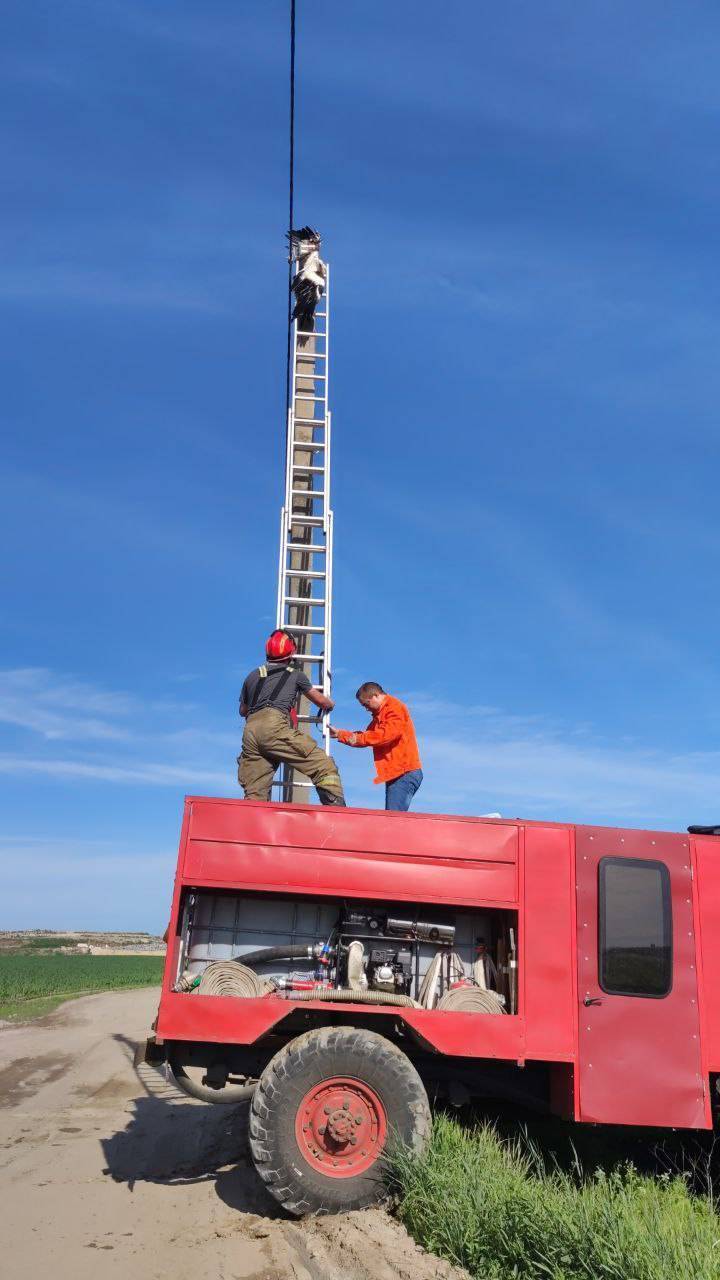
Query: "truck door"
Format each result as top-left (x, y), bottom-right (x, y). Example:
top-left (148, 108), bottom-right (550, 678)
top-left (575, 827), bottom-right (707, 1128)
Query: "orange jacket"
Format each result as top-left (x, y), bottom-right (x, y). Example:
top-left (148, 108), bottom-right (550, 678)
top-left (336, 695), bottom-right (422, 784)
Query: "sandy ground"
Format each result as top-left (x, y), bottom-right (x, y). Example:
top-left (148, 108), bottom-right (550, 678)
top-left (0, 988), bottom-right (468, 1280)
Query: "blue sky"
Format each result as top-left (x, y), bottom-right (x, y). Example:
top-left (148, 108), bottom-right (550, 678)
top-left (2, 1), bottom-right (719, 929)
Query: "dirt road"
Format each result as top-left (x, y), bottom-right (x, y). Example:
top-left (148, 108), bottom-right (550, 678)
top-left (0, 988), bottom-right (468, 1280)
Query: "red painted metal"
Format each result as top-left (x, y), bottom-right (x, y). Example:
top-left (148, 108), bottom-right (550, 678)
top-left (181, 799), bottom-right (518, 907)
top-left (157, 989), bottom-right (525, 1059)
top-left (522, 825), bottom-right (575, 1063)
top-left (154, 796), bottom-right (720, 1131)
top-left (295, 1077), bottom-right (387, 1178)
top-left (575, 826), bottom-right (707, 1128)
top-left (693, 836), bottom-right (720, 1070)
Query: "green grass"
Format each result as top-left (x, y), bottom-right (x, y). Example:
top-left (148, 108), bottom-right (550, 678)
top-left (390, 1114), bottom-right (720, 1280)
top-left (0, 953), bottom-right (164, 1021)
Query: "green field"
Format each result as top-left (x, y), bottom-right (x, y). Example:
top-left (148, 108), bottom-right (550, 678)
top-left (0, 953), bottom-right (164, 1021)
top-left (391, 1115), bottom-right (720, 1280)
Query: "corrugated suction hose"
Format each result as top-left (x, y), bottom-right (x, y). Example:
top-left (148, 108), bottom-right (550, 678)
top-left (233, 943), bottom-right (315, 966)
top-left (196, 961), bottom-right (275, 998)
top-left (436, 987), bottom-right (506, 1014)
top-left (280, 986), bottom-right (419, 1008)
top-left (169, 1062), bottom-right (256, 1106)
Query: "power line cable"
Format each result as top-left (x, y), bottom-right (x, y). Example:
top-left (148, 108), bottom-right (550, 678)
top-left (285, 0), bottom-right (296, 424)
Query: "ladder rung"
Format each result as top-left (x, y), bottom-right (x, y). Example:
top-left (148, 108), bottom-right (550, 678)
top-left (296, 372), bottom-right (326, 380)
top-left (290, 654), bottom-right (325, 663)
top-left (285, 543), bottom-right (326, 553)
top-left (288, 624), bottom-right (325, 633)
top-left (293, 422), bottom-right (326, 432)
top-left (296, 331), bottom-right (326, 338)
top-left (296, 351), bottom-right (326, 361)
top-left (294, 395), bottom-right (326, 403)
top-left (285, 569), bottom-right (325, 579)
top-left (293, 465), bottom-right (324, 474)
top-left (272, 779), bottom-right (314, 789)
top-left (284, 596), bottom-right (326, 607)
top-left (291, 489), bottom-right (325, 500)
top-left (288, 516), bottom-right (324, 526)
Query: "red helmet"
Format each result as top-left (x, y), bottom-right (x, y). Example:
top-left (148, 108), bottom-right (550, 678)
top-left (266, 629), bottom-right (297, 660)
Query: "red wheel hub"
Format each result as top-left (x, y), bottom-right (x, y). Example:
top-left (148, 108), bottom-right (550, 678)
top-left (295, 1076), bottom-right (387, 1179)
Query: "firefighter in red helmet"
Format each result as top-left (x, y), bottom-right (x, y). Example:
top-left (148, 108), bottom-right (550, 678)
top-left (237, 630), bottom-right (346, 805)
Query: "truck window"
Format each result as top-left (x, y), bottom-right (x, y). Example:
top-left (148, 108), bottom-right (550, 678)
top-left (598, 857), bottom-right (672, 997)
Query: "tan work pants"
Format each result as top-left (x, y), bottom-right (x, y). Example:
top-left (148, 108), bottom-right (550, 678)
top-left (238, 708), bottom-right (345, 803)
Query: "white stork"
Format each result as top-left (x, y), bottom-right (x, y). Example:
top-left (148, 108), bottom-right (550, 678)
top-left (287, 226), bottom-right (327, 334)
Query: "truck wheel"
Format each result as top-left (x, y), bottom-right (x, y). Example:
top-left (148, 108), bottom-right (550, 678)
top-left (249, 1026), bottom-right (430, 1216)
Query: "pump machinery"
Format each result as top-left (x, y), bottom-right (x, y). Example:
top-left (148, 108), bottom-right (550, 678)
top-left (142, 797), bottom-right (720, 1216)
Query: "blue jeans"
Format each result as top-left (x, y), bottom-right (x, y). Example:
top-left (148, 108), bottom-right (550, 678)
top-left (385, 769), bottom-right (423, 811)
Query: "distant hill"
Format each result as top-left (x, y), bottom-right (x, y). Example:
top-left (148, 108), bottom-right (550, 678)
top-left (0, 930), bottom-right (165, 955)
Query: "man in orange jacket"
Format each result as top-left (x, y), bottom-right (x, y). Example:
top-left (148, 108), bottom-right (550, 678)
top-left (329, 682), bottom-right (423, 811)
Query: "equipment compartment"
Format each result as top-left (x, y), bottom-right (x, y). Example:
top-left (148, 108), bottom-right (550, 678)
top-left (175, 888), bottom-right (518, 1013)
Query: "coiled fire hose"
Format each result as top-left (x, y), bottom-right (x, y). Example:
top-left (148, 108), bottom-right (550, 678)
top-left (174, 962), bottom-right (274, 997)
top-left (436, 987), bottom-right (506, 1014)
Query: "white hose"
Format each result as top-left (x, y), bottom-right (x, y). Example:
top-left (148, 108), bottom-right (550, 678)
top-left (346, 940), bottom-right (368, 991)
top-left (196, 961), bottom-right (275, 998)
top-left (418, 951), bottom-right (466, 1009)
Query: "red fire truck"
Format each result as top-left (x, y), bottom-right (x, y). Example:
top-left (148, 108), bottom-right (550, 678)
top-left (145, 797), bottom-right (720, 1215)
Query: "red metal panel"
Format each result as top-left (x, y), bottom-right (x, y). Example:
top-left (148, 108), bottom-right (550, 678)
top-left (575, 827), bottom-right (708, 1129)
top-left (157, 991), bottom-right (290, 1043)
top-left (693, 836), bottom-right (720, 1071)
top-left (158, 799), bottom-right (192, 998)
top-left (156, 990), bottom-right (524, 1059)
top-left (522, 825), bottom-right (575, 1061)
top-left (180, 798), bottom-right (518, 908)
top-left (183, 840), bottom-right (516, 906)
top-left (186, 798), bottom-right (519, 865)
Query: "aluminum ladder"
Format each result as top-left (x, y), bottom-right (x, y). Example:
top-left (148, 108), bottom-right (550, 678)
top-left (273, 264), bottom-right (334, 801)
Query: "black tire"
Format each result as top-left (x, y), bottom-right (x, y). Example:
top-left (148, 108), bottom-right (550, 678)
top-left (249, 1025), bottom-right (430, 1216)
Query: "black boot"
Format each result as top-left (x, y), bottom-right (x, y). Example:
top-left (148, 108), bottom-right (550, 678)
top-left (317, 787), bottom-right (346, 807)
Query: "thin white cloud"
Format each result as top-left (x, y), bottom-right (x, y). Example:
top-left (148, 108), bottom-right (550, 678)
top-left (0, 668), bottom-right (135, 740)
top-left (0, 842), bottom-right (176, 932)
top-left (1, 669), bottom-right (713, 830)
top-left (0, 668), bottom-right (201, 744)
top-left (404, 696), bottom-right (717, 829)
top-left (0, 755), bottom-right (228, 789)
top-left (18, 670), bottom-right (137, 716)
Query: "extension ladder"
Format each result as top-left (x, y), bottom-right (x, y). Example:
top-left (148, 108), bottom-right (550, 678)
top-left (273, 265), bottom-right (334, 801)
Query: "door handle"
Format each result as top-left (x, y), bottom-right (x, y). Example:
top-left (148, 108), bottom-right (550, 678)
top-left (583, 996), bottom-right (603, 1007)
